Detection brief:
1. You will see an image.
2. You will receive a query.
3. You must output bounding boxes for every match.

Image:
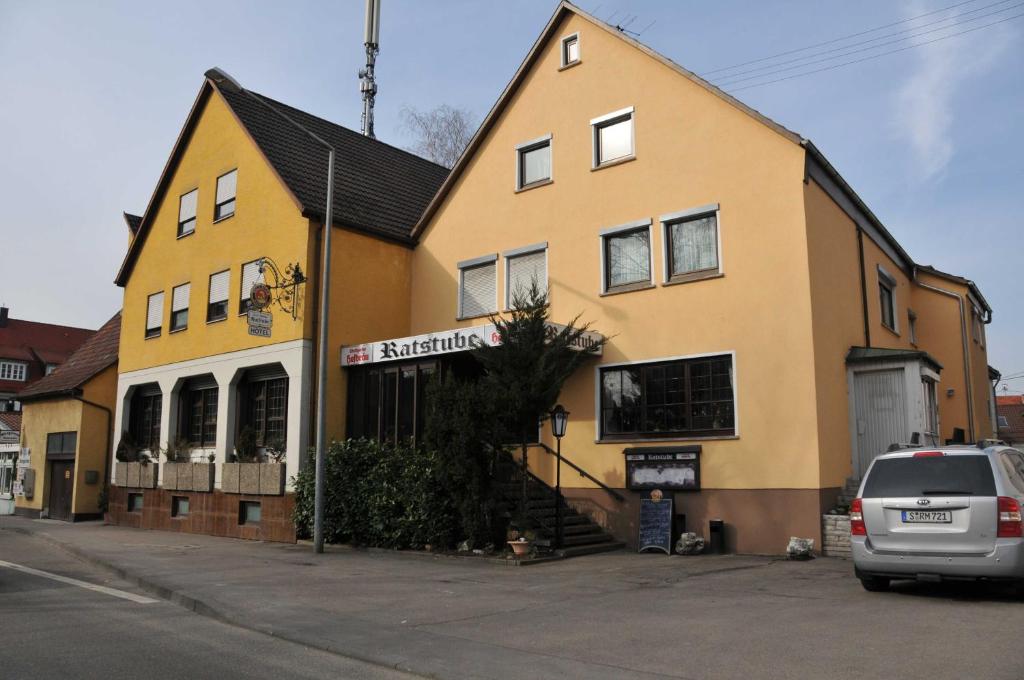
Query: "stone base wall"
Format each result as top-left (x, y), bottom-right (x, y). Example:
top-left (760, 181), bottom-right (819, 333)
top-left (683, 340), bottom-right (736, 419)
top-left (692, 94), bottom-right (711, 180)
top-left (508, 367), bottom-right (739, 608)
top-left (822, 514), bottom-right (851, 558)
top-left (562, 486), bottom-right (841, 555)
top-left (106, 487), bottom-right (296, 543)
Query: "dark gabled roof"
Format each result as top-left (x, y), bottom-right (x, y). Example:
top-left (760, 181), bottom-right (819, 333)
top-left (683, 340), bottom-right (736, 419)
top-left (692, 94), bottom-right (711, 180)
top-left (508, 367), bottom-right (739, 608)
top-left (18, 312), bottom-right (120, 401)
top-left (124, 212), bottom-right (142, 235)
top-left (114, 71), bottom-right (449, 286)
top-left (0, 313), bottom-right (94, 392)
top-left (846, 346), bottom-right (943, 372)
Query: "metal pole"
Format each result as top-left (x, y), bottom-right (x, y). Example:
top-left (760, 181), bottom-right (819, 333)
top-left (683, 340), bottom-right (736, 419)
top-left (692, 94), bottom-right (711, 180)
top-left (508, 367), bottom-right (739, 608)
top-left (313, 148), bottom-right (335, 554)
top-left (555, 436), bottom-right (562, 550)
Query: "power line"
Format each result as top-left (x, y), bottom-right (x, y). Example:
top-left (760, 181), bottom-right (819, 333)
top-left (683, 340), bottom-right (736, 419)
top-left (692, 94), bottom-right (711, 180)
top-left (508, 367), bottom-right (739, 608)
top-left (702, 0), bottom-right (985, 76)
top-left (725, 12), bottom-right (1024, 93)
top-left (712, 0), bottom-right (1018, 85)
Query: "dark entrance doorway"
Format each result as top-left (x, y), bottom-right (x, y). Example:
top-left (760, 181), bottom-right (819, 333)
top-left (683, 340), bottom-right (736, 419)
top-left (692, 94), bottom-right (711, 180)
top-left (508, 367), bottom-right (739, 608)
top-left (48, 460), bottom-right (74, 521)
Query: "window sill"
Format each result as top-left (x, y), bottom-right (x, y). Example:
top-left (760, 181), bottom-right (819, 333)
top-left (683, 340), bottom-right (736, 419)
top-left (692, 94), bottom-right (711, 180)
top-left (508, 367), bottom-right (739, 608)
top-left (456, 312), bottom-right (496, 322)
top-left (206, 316), bottom-right (227, 325)
top-left (177, 230), bottom-right (195, 240)
top-left (514, 178), bottom-right (553, 194)
top-left (591, 155), bottom-right (636, 172)
top-left (558, 60), bottom-right (582, 72)
top-left (600, 282), bottom-right (655, 297)
top-left (881, 323), bottom-right (900, 338)
top-left (169, 326), bottom-right (188, 334)
top-left (596, 435), bottom-right (739, 444)
top-left (213, 213), bottom-right (235, 225)
top-left (663, 271), bottom-right (723, 287)
top-left (144, 332), bottom-right (162, 340)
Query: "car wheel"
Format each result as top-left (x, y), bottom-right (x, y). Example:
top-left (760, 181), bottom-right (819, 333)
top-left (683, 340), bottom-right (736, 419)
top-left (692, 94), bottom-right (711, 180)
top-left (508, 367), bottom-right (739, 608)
top-left (859, 575), bottom-right (890, 592)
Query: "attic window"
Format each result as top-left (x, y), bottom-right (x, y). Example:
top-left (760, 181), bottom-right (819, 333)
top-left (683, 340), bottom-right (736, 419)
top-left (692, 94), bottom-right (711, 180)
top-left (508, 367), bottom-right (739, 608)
top-left (178, 189), bottom-right (197, 238)
top-left (215, 169), bottom-right (237, 221)
top-left (516, 135), bottom-right (552, 190)
top-left (561, 33), bottom-right (580, 68)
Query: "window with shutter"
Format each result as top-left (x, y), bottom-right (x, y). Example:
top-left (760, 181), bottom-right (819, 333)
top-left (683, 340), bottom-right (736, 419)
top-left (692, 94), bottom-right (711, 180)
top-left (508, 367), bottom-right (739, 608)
top-left (178, 189), bottom-right (197, 237)
top-left (506, 248), bottom-right (547, 308)
top-left (240, 260), bottom-right (261, 314)
top-left (215, 170), bottom-right (237, 220)
top-left (592, 107), bottom-right (634, 167)
top-left (170, 283), bottom-right (190, 332)
top-left (459, 260), bottom-right (496, 319)
top-left (208, 270), bottom-right (230, 322)
top-left (146, 292), bottom-right (164, 338)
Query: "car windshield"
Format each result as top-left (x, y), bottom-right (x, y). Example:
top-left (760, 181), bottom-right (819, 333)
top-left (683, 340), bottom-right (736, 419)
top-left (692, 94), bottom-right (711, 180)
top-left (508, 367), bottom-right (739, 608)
top-left (862, 455), bottom-right (996, 498)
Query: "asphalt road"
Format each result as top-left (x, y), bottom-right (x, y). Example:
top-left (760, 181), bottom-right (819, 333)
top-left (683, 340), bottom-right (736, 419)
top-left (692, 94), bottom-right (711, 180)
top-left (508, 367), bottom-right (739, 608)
top-left (0, 531), bottom-right (416, 680)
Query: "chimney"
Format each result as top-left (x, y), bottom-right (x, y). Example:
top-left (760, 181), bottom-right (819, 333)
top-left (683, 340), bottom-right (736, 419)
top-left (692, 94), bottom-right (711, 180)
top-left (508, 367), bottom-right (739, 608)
top-left (0, 306), bottom-right (8, 327)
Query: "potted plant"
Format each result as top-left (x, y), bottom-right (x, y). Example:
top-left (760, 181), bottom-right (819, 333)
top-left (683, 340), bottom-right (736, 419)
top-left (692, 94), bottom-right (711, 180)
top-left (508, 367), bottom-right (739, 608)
top-left (161, 437), bottom-right (191, 491)
top-left (193, 452), bottom-right (216, 493)
top-left (114, 431), bottom-right (138, 487)
top-left (138, 450), bottom-right (159, 489)
top-left (506, 524), bottom-right (532, 556)
top-left (259, 434), bottom-right (286, 496)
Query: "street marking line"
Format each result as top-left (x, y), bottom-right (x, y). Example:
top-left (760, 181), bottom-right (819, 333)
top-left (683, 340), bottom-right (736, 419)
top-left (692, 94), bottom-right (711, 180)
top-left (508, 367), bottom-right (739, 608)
top-left (0, 559), bottom-right (159, 604)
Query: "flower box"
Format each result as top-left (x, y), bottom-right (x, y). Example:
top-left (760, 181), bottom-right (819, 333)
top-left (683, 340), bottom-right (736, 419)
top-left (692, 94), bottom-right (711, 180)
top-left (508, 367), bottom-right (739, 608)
top-left (114, 462), bottom-right (128, 487)
top-left (162, 462), bottom-right (179, 491)
top-left (222, 463), bottom-right (241, 494)
top-left (139, 462), bottom-right (158, 489)
top-left (239, 463), bottom-right (260, 495)
top-left (192, 463), bottom-right (214, 492)
top-left (259, 463), bottom-right (285, 496)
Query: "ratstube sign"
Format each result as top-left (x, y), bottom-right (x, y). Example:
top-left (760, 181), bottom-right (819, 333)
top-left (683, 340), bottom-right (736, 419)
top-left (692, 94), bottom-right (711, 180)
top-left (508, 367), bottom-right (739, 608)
top-left (340, 322), bottom-right (603, 367)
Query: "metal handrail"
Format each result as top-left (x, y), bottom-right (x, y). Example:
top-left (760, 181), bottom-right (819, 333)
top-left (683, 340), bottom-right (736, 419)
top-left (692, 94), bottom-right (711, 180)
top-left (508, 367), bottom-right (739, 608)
top-left (529, 442), bottom-right (625, 503)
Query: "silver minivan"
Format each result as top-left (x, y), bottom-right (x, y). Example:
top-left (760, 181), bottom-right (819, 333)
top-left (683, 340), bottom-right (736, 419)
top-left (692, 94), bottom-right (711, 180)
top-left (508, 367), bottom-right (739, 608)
top-left (851, 445), bottom-right (1024, 592)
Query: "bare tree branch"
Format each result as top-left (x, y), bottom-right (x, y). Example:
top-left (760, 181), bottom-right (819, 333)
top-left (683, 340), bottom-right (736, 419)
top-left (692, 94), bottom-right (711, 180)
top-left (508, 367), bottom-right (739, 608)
top-left (398, 104), bottom-right (476, 168)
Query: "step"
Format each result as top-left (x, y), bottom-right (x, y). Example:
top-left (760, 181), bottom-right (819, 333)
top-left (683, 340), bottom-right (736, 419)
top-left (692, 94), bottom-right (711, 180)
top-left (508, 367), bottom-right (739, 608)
top-left (557, 541), bottom-right (626, 558)
top-left (561, 532), bottom-right (617, 547)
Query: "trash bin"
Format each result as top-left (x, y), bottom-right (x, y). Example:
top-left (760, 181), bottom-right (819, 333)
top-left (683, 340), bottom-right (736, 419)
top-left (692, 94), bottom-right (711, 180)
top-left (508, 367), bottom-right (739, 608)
top-left (708, 519), bottom-right (725, 554)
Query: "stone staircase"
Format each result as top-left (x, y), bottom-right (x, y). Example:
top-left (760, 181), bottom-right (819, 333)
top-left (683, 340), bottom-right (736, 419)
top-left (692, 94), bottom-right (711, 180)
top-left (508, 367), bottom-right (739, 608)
top-left (496, 456), bottom-right (624, 558)
top-left (822, 476), bottom-right (860, 559)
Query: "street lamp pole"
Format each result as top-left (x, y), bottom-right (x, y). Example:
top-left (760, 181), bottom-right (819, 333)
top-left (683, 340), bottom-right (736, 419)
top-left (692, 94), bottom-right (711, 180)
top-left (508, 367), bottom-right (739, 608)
top-left (550, 405), bottom-right (569, 550)
top-left (313, 148), bottom-right (335, 554)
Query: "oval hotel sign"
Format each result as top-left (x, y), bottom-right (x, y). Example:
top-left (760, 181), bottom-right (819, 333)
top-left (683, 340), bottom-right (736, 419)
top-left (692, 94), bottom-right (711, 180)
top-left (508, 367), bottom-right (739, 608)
top-left (340, 322), bottom-right (602, 367)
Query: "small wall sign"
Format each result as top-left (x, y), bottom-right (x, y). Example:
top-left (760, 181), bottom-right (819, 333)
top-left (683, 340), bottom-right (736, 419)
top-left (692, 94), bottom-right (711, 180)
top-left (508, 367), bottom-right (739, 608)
top-left (624, 446), bottom-right (701, 491)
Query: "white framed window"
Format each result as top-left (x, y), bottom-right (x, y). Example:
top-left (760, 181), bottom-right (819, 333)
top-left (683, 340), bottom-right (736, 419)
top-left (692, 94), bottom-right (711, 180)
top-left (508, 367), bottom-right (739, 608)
top-left (515, 135), bottom-right (552, 190)
top-left (661, 204), bottom-right (721, 283)
top-left (600, 219), bottom-right (652, 293)
top-left (591, 106), bottom-right (634, 168)
top-left (178, 189), bottom-right (198, 238)
top-left (877, 266), bottom-right (897, 333)
top-left (560, 32), bottom-right (580, 67)
top-left (215, 169), bottom-right (237, 221)
top-left (171, 283), bottom-right (190, 332)
top-left (45, 363), bottom-right (57, 376)
top-left (504, 243), bottom-right (548, 308)
top-left (208, 270), bottom-right (230, 322)
top-left (457, 255), bottom-right (497, 319)
top-left (145, 291), bottom-right (164, 338)
top-left (0, 361), bottom-right (27, 382)
top-left (239, 259), bottom-right (261, 314)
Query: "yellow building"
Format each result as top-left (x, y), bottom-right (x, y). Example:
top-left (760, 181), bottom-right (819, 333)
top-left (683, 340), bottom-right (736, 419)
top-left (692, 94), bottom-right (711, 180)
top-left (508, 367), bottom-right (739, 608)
top-left (339, 2), bottom-right (996, 553)
top-left (16, 313), bottom-right (120, 521)
top-left (107, 68), bottom-right (446, 541)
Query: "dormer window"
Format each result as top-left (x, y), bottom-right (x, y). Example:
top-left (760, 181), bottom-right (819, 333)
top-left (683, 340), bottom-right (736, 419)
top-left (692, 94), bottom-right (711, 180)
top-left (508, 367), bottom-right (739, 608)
top-left (178, 189), bottom-right (197, 238)
top-left (215, 169), bottom-right (237, 221)
top-left (561, 33), bottom-right (580, 68)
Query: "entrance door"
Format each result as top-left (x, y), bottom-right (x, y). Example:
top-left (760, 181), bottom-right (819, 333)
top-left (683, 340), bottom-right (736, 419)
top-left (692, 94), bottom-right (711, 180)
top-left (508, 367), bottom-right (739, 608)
top-left (48, 460), bottom-right (74, 521)
top-left (0, 451), bottom-right (15, 515)
top-left (853, 368), bottom-right (908, 477)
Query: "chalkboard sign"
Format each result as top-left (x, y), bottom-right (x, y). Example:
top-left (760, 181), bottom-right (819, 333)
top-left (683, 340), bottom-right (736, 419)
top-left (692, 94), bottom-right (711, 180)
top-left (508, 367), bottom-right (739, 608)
top-left (638, 497), bottom-right (673, 554)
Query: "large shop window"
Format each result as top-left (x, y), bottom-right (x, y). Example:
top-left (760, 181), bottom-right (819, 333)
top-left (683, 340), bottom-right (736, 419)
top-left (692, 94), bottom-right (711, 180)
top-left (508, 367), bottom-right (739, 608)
top-left (130, 388), bottom-right (162, 451)
top-left (458, 256), bottom-right (497, 319)
top-left (145, 292), bottom-right (164, 338)
top-left (181, 380), bottom-right (218, 448)
top-left (240, 376), bottom-right (288, 448)
top-left (602, 223), bottom-right (651, 292)
top-left (600, 355), bottom-right (735, 440)
top-left (664, 210), bottom-right (719, 282)
top-left (347, 362), bottom-right (437, 444)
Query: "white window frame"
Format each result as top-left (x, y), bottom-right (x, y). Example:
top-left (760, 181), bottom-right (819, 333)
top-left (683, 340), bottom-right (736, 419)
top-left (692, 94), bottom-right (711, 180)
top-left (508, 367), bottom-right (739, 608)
top-left (560, 32), bottom-right (580, 68)
top-left (145, 291), bottom-right (164, 339)
top-left (660, 203), bottom-right (723, 284)
top-left (503, 242), bottom-right (548, 309)
top-left (514, 134), bottom-right (553, 191)
top-left (170, 282), bottom-right (190, 333)
top-left (599, 219), bottom-right (654, 294)
top-left (214, 169), bottom-right (237, 221)
top-left (178, 188), bottom-right (198, 238)
top-left (593, 350), bottom-right (740, 443)
top-left (591, 106), bottom-right (635, 169)
top-left (456, 254), bottom-right (498, 320)
top-left (877, 265), bottom-right (898, 334)
top-left (207, 269), bottom-right (230, 323)
top-left (239, 259), bottom-right (262, 315)
top-left (0, 361), bottom-right (27, 382)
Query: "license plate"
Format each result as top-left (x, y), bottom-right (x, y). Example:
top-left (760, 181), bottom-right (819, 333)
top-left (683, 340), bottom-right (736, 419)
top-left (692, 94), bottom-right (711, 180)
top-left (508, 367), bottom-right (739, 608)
top-left (901, 510), bottom-right (952, 523)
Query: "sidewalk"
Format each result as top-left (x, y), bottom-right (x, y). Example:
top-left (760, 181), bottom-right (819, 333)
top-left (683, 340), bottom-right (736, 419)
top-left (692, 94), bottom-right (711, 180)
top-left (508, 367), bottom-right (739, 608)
top-left (4, 516), bottom-right (1018, 680)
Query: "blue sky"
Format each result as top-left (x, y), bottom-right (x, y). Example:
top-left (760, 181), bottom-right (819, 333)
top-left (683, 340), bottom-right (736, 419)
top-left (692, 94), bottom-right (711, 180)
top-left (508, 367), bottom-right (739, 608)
top-left (0, 1), bottom-right (1020, 388)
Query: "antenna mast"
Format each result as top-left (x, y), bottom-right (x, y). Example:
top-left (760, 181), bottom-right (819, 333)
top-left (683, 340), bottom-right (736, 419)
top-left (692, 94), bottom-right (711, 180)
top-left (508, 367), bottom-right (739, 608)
top-left (359, 0), bottom-right (381, 138)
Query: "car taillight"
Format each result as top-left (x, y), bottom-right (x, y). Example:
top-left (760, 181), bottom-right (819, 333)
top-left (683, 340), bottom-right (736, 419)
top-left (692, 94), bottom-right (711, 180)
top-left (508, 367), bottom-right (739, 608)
top-left (850, 498), bottom-right (866, 536)
top-left (997, 496), bottom-right (1022, 538)
top-left (913, 451), bottom-right (944, 458)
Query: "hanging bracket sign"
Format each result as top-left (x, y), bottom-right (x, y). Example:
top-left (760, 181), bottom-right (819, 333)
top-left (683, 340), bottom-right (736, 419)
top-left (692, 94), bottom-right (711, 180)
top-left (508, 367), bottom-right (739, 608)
top-left (247, 309), bottom-right (273, 338)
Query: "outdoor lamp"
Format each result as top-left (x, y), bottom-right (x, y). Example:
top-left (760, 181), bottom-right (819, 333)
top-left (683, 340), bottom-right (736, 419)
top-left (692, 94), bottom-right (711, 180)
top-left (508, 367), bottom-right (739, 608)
top-left (551, 404), bottom-right (569, 439)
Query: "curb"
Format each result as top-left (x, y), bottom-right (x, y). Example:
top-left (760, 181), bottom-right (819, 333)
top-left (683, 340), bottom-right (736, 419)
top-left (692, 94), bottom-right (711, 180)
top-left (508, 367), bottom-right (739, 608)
top-left (3, 525), bottom-right (431, 679)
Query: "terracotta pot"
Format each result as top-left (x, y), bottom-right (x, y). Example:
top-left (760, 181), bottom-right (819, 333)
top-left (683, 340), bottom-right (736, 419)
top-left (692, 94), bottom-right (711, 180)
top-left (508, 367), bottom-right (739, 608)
top-left (508, 540), bottom-right (532, 556)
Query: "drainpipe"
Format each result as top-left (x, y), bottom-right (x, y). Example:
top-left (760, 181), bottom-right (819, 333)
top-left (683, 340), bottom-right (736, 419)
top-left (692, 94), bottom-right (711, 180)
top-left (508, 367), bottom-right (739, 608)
top-left (74, 396), bottom-right (113, 515)
top-left (916, 279), bottom-right (975, 441)
top-left (856, 228), bottom-right (871, 347)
